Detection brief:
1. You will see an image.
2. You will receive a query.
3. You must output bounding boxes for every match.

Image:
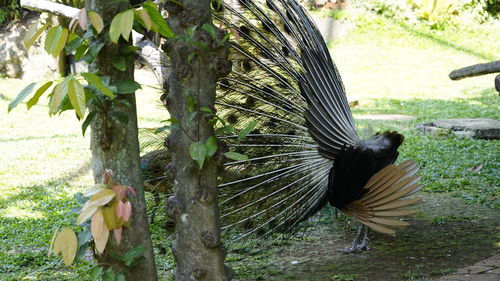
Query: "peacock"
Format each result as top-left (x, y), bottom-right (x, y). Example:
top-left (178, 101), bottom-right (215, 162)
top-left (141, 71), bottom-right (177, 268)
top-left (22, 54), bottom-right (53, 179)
top-left (140, 0), bottom-right (423, 252)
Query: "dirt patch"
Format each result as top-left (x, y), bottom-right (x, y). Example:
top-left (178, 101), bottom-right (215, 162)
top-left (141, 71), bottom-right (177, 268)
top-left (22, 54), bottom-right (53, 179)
top-left (230, 193), bottom-right (500, 281)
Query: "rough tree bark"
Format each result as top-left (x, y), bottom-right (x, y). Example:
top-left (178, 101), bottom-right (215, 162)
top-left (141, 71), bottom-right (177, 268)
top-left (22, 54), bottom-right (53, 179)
top-left (163, 0), bottom-right (233, 280)
top-left (86, 0), bottom-right (158, 280)
top-left (449, 60), bottom-right (500, 80)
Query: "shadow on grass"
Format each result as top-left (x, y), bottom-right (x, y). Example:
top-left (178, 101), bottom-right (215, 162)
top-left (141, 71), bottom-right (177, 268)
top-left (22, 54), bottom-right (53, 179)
top-left (0, 133), bottom-right (81, 142)
top-left (393, 19), bottom-right (497, 61)
top-left (352, 88), bottom-right (499, 122)
top-left (0, 161), bottom-right (91, 210)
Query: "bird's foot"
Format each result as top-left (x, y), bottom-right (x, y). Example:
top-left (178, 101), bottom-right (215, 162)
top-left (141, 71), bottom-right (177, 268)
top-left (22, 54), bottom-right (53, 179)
top-left (339, 236), bottom-right (370, 253)
top-left (340, 243), bottom-right (369, 253)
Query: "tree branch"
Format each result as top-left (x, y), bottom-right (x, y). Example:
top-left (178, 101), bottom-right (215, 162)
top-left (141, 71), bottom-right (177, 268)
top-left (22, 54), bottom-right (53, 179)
top-left (21, 0), bottom-right (80, 18)
top-left (449, 60), bottom-right (500, 80)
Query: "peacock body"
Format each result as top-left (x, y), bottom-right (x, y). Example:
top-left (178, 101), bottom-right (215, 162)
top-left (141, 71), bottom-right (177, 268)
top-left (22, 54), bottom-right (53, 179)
top-left (141, 0), bottom-right (423, 248)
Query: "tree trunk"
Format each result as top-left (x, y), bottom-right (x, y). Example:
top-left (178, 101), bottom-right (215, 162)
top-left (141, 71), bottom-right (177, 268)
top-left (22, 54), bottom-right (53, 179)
top-left (86, 0), bottom-right (158, 280)
top-left (163, 1), bottom-right (232, 280)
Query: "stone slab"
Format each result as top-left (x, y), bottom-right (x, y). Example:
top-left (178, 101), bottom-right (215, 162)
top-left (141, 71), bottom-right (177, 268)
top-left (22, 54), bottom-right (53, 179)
top-left (417, 118), bottom-right (500, 139)
top-left (435, 254), bottom-right (500, 281)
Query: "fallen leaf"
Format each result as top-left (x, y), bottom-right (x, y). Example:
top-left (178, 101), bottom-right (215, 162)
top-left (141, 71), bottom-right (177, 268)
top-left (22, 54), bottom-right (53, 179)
top-left (467, 164), bottom-right (484, 172)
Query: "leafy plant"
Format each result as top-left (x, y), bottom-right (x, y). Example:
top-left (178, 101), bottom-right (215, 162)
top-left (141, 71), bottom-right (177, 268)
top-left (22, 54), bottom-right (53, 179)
top-left (0, 0), bottom-right (20, 27)
top-left (48, 170), bottom-right (136, 266)
top-left (8, 1), bottom-right (172, 134)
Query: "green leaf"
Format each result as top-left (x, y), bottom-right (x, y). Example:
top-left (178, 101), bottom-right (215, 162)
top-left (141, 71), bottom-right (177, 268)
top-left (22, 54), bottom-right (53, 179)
top-left (205, 135), bottom-right (218, 157)
top-left (27, 81), bottom-right (53, 110)
top-left (77, 227), bottom-right (92, 247)
top-left (74, 42), bottom-right (88, 61)
top-left (67, 78), bottom-right (86, 119)
top-left (111, 56), bottom-right (126, 71)
top-left (23, 22), bottom-right (49, 49)
top-left (134, 9), bottom-right (152, 31)
top-left (238, 120), bottom-right (258, 140)
top-left (8, 82), bottom-right (36, 112)
top-left (81, 72), bottom-right (115, 99)
top-left (192, 41), bottom-right (208, 50)
top-left (224, 152), bottom-right (249, 161)
top-left (115, 274), bottom-right (125, 281)
top-left (109, 111), bottom-right (129, 124)
top-left (89, 265), bottom-right (103, 281)
top-left (187, 95), bottom-right (196, 112)
top-left (190, 142), bottom-right (207, 169)
top-left (119, 45), bottom-right (140, 55)
top-left (109, 12), bottom-right (123, 43)
top-left (82, 41), bottom-right (104, 63)
top-left (49, 77), bottom-right (72, 115)
top-left (102, 268), bottom-right (115, 281)
top-left (44, 26), bottom-right (69, 57)
top-left (200, 107), bottom-right (213, 113)
top-left (143, 1), bottom-right (174, 38)
top-left (65, 36), bottom-right (84, 54)
top-left (215, 125), bottom-right (235, 135)
top-left (201, 23), bottom-right (216, 39)
top-left (116, 80), bottom-right (141, 94)
top-left (82, 111), bottom-right (97, 136)
top-left (88, 11), bottom-right (104, 33)
top-left (120, 9), bottom-right (135, 41)
top-left (184, 111), bottom-right (197, 128)
top-left (123, 245), bottom-right (147, 266)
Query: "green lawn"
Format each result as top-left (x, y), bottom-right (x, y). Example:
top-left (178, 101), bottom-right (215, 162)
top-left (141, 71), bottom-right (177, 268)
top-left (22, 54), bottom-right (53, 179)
top-left (0, 7), bottom-right (499, 281)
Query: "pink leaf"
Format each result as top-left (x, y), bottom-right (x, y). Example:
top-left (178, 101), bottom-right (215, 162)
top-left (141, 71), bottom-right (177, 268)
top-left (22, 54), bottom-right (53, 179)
top-left (78, 8), bottom-right (87, 30)
top-left (122, 201), bottom-right (132, 222)
top-left (113, 185), bottom-right (126, 201)
top-left (127, 186), bottom-right (136, 197)
top-left (114, 227), bottom-right (122, 245)
top-left (116, 200), bottom-right (125, 218)
top-left (102, 170), bottom-right (112, 184)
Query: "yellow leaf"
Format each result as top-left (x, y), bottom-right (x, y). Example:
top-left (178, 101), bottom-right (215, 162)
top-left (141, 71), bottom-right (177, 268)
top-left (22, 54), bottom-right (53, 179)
top-left (109, 12), bottom-right (123, 43)
top-left (53, 231), bottom-right (62, 256)
top-left (88, 11), bottom-right (104, 34)
top-left (120, 9), bottom-right (134, 41)
top-left (84, 184), bottom-right (106, 197)
top-left (135, 9), bottom-right (151, 31)
top-left (76, 203), bottom-right (99, 225)
top-left (49, 77), bottom-right (71, 115)
top-left (90, 189), bottom-right (116, 206)
top-left (23, 22), bottom-right (49, 49)
top-left (55, 228), bottom-right (78, 265)
top-left (91, 209), bottom-right (109, 254)
top-left (67, 78), bottom-right (86, 119)
top-left (48, 228), bottom-right (59, 257)
top-left (102, 205), bottom-right (118, 230)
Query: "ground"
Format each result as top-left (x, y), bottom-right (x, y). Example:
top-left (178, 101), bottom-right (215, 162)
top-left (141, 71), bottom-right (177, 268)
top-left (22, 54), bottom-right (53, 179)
top-left (227, 194), bottom-right (499, 281)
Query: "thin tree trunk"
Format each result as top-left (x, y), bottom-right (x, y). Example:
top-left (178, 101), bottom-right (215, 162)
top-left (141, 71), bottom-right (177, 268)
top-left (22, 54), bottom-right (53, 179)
top-left (163, 1), bottom-right (232, 280)
top-left (86, 0), bottom-right (158, 280)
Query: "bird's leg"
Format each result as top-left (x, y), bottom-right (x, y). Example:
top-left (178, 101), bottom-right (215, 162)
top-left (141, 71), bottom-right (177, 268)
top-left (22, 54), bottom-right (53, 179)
top-left (342, 225), bottom-right (369, 253)
top-left (358, 226), bottom-right (369, 251)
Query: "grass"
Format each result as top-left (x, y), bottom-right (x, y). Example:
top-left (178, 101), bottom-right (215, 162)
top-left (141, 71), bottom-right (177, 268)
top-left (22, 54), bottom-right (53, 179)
top-left (0, 6), bottom-right (499, 281)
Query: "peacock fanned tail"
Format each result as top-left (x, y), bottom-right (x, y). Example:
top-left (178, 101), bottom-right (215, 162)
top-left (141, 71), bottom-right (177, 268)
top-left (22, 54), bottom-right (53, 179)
top-left (140, 0), bottom-right (423, 242)
top-left (211, 0), bottom-right (422, 241)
